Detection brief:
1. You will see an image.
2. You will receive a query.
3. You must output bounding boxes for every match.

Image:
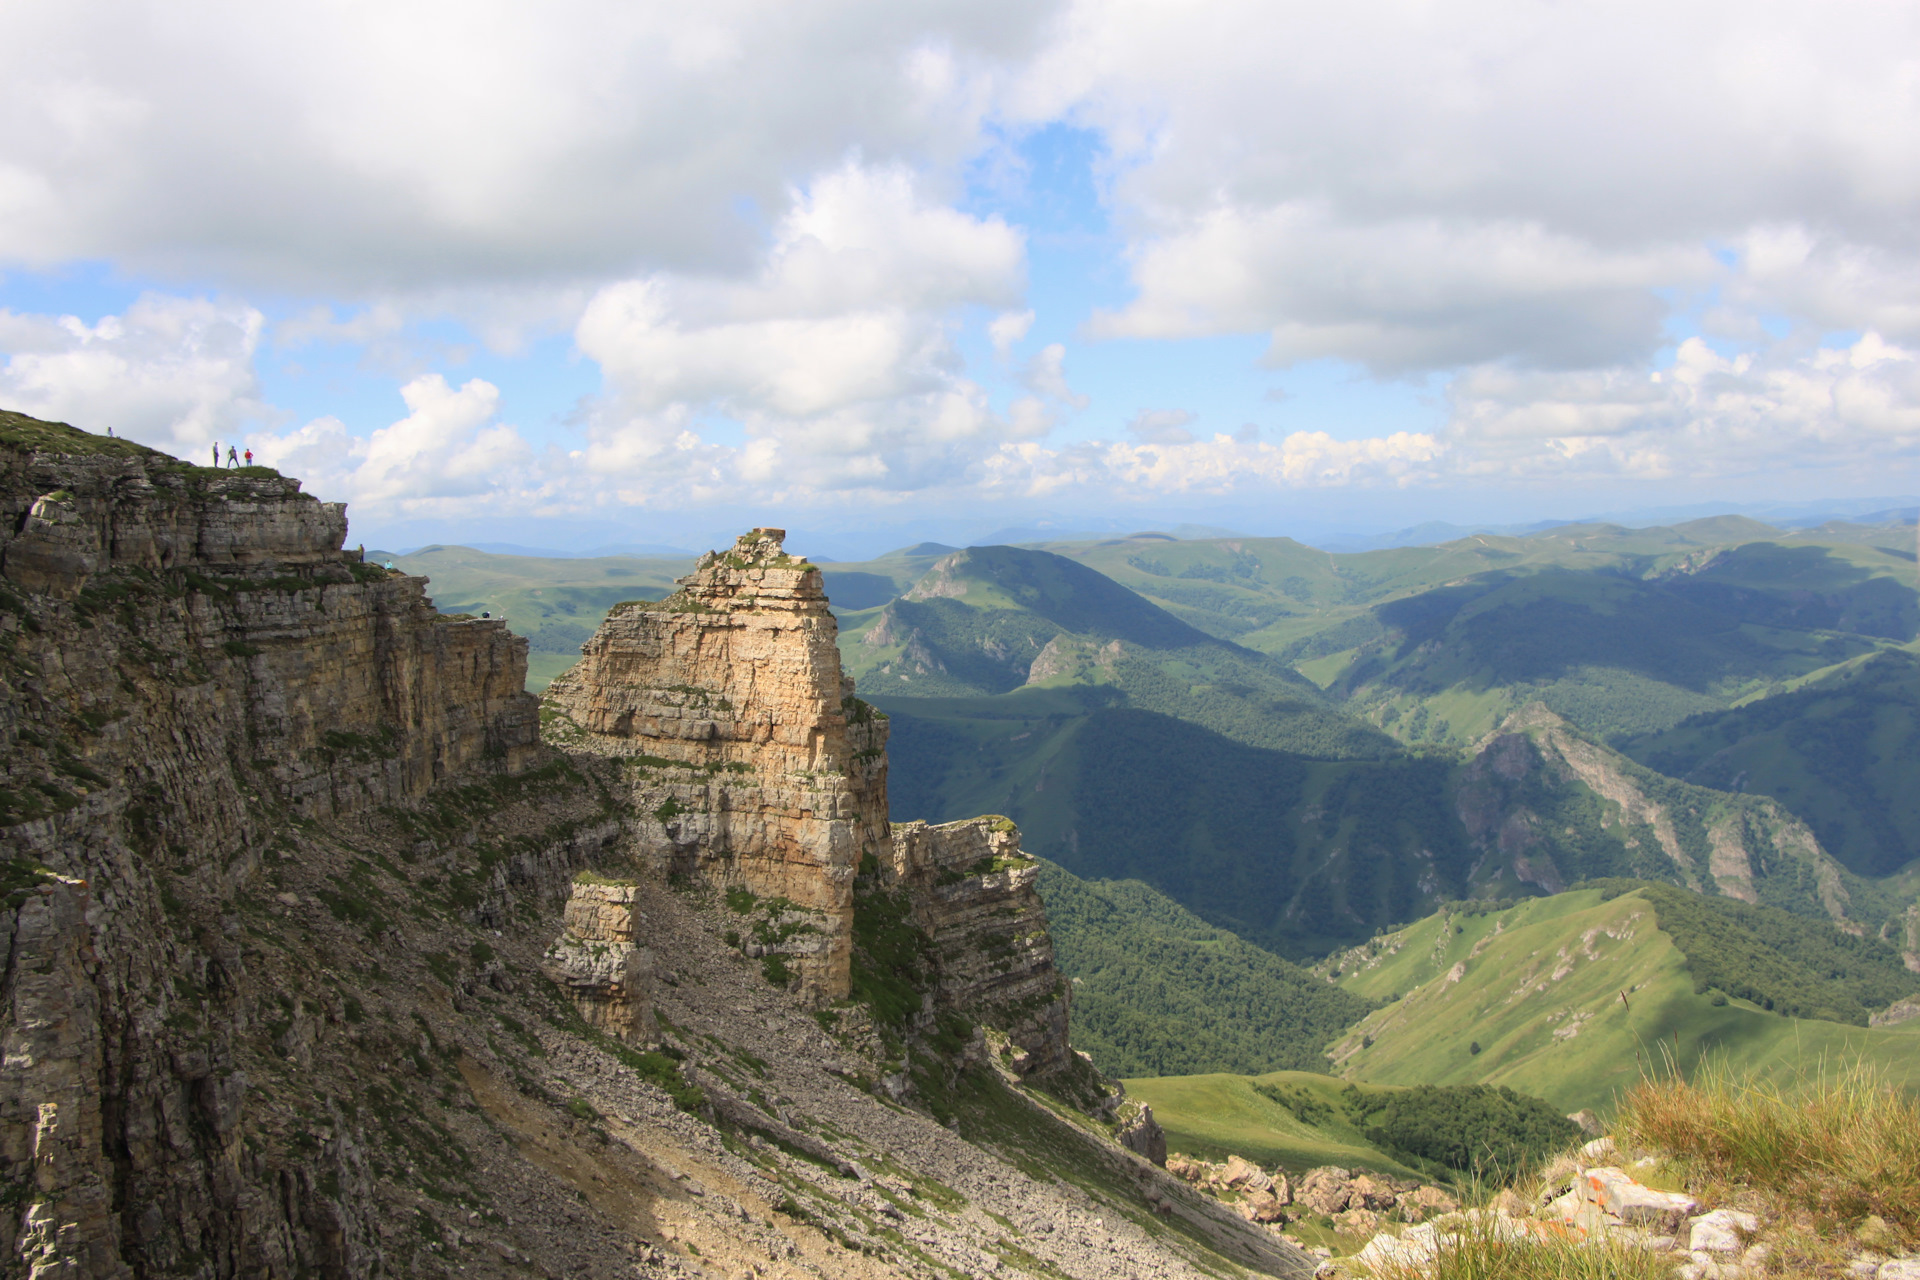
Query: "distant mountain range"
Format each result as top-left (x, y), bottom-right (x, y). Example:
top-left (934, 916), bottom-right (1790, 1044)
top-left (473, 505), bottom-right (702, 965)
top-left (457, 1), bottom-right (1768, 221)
top-left (393, 512), bottom-right (1920, 960)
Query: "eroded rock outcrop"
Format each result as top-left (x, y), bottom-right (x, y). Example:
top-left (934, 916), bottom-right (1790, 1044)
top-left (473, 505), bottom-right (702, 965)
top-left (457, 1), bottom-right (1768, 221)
top-left (0, 415), bottom-right (546, 1276)
top-left (542, 876), bottom-right (655, 1042)
top-left (543, 528), bottom-right (1079, 1080)
top-left (875, 816), bottom-right (1074, 1078)
top-left (543, 529), bottom-right (879, 1001)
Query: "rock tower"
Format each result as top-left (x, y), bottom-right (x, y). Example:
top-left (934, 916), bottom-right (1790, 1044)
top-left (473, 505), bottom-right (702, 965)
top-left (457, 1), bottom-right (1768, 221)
top-left (543, 529), bottom-right (887, 1001)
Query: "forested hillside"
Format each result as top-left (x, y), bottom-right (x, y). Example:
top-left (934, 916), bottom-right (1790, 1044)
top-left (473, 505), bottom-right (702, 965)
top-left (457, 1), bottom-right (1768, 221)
top-left (1323, 889), bottom-right (1920, 1113)
top-left (1034, 861), bottom-right (1376, 1076)
top-left (1620, 647), bottom-right (1920, 877)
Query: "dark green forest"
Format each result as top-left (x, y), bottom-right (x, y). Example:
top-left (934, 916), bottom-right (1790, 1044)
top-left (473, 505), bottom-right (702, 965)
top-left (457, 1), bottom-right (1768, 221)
top-left (1338, 1083), bottom-right (1581, 1175)
top-left (1591, 881), bottom-right (1920, 1024)
top-left (1034, 861), bottom-right (1375, 1076)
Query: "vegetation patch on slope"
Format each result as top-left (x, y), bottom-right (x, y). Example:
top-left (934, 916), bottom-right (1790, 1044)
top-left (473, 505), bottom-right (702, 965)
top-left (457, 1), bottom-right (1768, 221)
top-left (1338, 1083), bottom-right (1579, 1177)
top-left (1588, 879), bottom-right (1920, 1025)
top-left (1035, 861), bottom-right (1376, 1076)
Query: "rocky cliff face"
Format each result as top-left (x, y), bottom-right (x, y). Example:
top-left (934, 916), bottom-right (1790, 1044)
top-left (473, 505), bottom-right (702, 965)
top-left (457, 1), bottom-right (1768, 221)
top-left (1456, 703), bottom-right (1859, 927)
top-left (542, 529), bottom-right (880, 1001)
top-left (0, 416), bottom-right (557, 1276)
top-left (541, 528), bottom-right (1078, 1080)
top-left (0, 413), bottom-right (1308, 1280)
top-left (880, 816), bottom-right (1074, 1078)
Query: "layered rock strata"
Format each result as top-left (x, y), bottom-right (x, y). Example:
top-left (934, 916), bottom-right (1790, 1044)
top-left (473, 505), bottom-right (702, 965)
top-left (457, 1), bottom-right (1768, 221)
top-left (542, 876), bottom-right (655, 1042)
top-left (543, 528), bottom-right (883, 1002)
top-left (0, 415), bottom-right (549, 1275)
top-left (880, 816), bottom-right (1074, 1077)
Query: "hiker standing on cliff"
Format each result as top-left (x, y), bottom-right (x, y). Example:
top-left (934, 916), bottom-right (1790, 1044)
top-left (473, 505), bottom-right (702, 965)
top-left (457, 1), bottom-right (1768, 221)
top-left (212, 442), bottom-right (220, 466)
top-left (244, 448), bottom-right (253, 466)
top-left (226, 445), bottom-right (238, 468)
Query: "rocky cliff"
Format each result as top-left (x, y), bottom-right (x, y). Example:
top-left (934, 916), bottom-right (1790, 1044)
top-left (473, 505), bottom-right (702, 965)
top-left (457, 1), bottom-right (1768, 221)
top-left (0, 412), bottom-right (1311, 1280)
top-left (541, 529), bottom-right (884, 1001)
top-left (0, 414), bottom-right (561, 1276)
top-left (879, 816), bottom-right (1074, 1078)
top-left (1455, 703), bottom-right (1860, 927)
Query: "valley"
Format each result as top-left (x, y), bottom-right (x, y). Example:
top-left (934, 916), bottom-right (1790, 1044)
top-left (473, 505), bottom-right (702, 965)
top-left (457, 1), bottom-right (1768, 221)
top-left (9, 406), bottom-right (1914, 1277)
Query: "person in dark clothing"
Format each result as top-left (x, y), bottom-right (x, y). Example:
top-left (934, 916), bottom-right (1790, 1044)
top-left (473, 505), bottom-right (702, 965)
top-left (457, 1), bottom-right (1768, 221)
top-left (226, 446), bottom-right (238, 467)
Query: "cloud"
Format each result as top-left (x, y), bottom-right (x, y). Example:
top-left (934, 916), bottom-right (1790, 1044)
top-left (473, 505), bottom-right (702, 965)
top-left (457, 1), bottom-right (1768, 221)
top-left (0, 0), bottom-right (1059, 291)
top-left (1089, 203), bottom-right (1709, 373)
top-left (981, 428), bottom-right (1445, 499)
top-left (1018, 0), bottom-right (1920, 374)
top-left (573, 161), bottom-right (1035, 499)
top-left (247, 375), bottom-right (537, 514)
top-left (0, 294), bottom-right (268, 455)
top-left (1444, 333), bottom-right (1920, 481)
top-left (989, 309), bottom-right (1034, 357)
top-left (1126, 408), bottom-right (1193, 443)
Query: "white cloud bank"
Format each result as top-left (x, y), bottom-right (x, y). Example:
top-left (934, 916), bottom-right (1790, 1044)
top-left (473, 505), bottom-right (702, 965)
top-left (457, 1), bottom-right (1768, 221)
top-left (1018, 0), bottom-right (1920, 372)
top-left (0, 0), bottom-right (1055, 292)
top-left (0, 295), bottom-right (267, 457)
top-left (3, 0), bottom-right (1918, 525)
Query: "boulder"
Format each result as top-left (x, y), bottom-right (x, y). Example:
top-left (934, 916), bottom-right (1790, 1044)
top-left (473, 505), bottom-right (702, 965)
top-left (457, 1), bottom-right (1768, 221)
top-left (1580, 1135), bottom-right (1618, 1161)
top-left (1688, 1209), bottom-right (1759, 1254)
top-left (1354, 1224), bottom-right (1442, 1273)
top-left (1332, 1208), bottom-right (1380, 1239)
top-left (1237, 1189), bottom-right (1288, 1225)
top-left (1295, 1167), bottom-right (1353, 1216)
top-left (1347, 1174), bottom-right (1397, 1211)
top-left (1400, 1186), bottom-right (1458, 1223)
top-left (1222, 1154), bottom-right (1269, 1191)
top-left (1580, 1167), bottom-right (1697, 1231)
top-left (1876, 1262), bottom-right (1920, 1280)
top-left (1165, 1154), bottom-right (1206, 1182)
top-left (1567, 1109), bottom-right (1603, 1136)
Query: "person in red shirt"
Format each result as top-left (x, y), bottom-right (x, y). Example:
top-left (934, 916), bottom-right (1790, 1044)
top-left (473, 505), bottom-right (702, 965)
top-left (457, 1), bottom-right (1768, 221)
top-left (244, 448), bottom-right (253, 466)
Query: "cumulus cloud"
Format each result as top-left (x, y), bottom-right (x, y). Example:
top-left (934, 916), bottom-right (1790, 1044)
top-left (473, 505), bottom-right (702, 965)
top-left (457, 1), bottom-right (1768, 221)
top-left (989, 309), bottom-right (1035, 357)
top-left (0, 294), bottom-right (268, 456)
top-left (247, 375), bottom-right (538, 514)
top-left (0, 0), bottom-right (1058, 291)
top-left (573, 161), bottom-right (1037, 499)
top-left (1019, 0), bottom-right (1920, 374)
top-left (1445, 333), bottom-right (1920, 481)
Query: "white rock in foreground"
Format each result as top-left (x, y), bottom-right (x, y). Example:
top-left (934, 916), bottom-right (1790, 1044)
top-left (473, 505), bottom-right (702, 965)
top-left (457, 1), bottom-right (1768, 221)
top-left (1688, 1208), bottom-right (1760, 1254)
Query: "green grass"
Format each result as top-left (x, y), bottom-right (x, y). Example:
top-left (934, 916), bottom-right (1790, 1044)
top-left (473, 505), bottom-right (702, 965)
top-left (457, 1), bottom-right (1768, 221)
top-left (1616, 1059), bottom-right (1920, 1243)
top-left (1122, 1071), bottom-right (1427, 1178)
top-left (1362, 1214), bottom-right (1675, 1280)
top-left (1329, 890), bottom-right (1920, 1114)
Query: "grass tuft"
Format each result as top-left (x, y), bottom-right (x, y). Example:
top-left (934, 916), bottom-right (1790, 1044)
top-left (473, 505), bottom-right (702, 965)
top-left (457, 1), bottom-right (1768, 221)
top-left (1615, 1057), bottom-right (1920, 1243)
top-left (1362, 1214), bottom-right (1673, 1280)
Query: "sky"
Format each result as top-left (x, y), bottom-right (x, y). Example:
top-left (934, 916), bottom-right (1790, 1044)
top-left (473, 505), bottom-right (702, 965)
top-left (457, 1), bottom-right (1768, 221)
top-left (3, 0), bottom-right (1919, 557)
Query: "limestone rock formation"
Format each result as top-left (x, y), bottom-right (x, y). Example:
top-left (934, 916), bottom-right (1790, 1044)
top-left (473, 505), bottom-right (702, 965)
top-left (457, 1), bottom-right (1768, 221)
top-left (542, 528), bottom-right (1076, 1087)
top-left (543, 529), bottom-right (878, 1001)
top-left (0, 417), bottom-right (1311, 1280)
top-left (0, 416), bottom-right (545, 1274)
top-left (1117, 1104), bottom-right (1168, 1167)
top-left (877, 815), bottom-right (1074, 1078)
top-left (542, 876), bottom-right (654, 1042)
